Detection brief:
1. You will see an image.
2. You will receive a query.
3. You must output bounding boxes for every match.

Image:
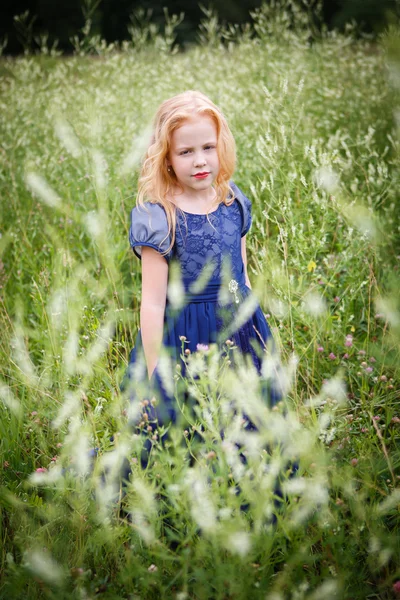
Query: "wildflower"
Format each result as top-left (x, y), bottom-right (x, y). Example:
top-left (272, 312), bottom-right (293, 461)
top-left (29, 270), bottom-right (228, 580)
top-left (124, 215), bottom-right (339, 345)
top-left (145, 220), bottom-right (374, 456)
top-left (334, 296), bottom-right (340, 302)
top-left (50, 456), bottom-right (58, 462)
top-left (148, 564), bottom-right (158, 573)
top-left (36, 467), bottom-right (47, 473)
top-left (380, 375), bottom-right (387, 382)
top-left (361, 428), bottom-right (368, 433)
top-left (393, 581), bottom-right (400, 595)
top-left (3, 461), bottom-right (9, 469)
top-left (373, 416), bottom-right (380, 421)
top-left (351, 458), bottom-right (358, 466)
top-left (317, 346), bottom-right (324, 352)
top-left (184, 349), bottom-right (191, 355)
top-left (328, 353), bottom-right (336, 360)
top-left (369, 356), bottom-right (376, 363)
top-left (343, 353), bottom-right (349, 359)
top-left (361, 361), bottom-right (367, 367)
top-left (30, 411), bottom-right (38, 417)
top-left (225, 339), bottom-right (234, 346)
top-left (391, 417), bottom-right (400, 424)
top-left (196, 343), bottom-right (209, 352)
top-left (179, 335), bottom-right (186, 341)
top-left (345, 335), bottom-right (353, 347)
top-left (56, 443), bottom-right (63, 448)
top-left (358, 350), bottom-right (366, 356)
top-left (307, 260), bottom-right (316, 273)
top-left (365, 367), bottom-right (373, 373)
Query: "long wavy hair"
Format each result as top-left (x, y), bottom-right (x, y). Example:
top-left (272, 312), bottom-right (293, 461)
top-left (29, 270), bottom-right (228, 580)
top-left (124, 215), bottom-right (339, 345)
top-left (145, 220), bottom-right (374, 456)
top-left (136, 90), bottom-right (236, 255)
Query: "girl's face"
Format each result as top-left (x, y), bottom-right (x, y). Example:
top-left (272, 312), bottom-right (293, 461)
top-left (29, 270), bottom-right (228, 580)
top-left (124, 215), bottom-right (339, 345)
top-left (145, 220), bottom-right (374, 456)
top-left (167, 114), bottom-right (219, 196)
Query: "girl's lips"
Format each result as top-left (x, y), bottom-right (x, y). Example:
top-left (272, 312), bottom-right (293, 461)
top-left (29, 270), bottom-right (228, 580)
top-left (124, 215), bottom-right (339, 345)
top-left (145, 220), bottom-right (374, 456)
top-left (193, 172), bottom-right (210, 179)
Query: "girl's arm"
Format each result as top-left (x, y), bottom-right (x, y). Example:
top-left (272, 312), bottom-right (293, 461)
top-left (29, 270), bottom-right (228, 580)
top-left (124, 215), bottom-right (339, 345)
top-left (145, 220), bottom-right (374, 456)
top-left (140, 246), bottom-right (169, 378)
top-left (241, 235), bottom-right (252, 289)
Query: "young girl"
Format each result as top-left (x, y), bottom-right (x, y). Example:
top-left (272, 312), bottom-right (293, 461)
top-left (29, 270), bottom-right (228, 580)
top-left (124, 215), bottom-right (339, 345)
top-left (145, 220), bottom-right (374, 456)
top-left (127, 90), bottom-right (279, 428)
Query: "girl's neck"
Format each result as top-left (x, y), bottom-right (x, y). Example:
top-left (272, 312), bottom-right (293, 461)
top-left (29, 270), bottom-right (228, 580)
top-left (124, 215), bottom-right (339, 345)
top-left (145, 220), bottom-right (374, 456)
top-left (169, 186), bottom-right (218, 213)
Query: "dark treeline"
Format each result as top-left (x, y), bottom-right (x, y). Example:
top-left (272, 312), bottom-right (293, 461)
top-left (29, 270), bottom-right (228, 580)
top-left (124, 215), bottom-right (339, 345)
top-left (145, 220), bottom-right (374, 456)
top-left (1, 0), bottom-right (399, 55)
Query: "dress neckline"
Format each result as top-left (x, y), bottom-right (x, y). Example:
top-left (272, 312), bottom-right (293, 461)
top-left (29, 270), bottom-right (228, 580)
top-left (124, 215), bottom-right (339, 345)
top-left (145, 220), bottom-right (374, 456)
top-left (177, 203), bottom-right (222, 217)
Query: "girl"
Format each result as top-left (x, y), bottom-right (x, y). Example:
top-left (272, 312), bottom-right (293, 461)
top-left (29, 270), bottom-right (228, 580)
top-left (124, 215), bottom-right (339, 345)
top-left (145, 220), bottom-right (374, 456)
top-left (127, 90), bottom-right (279, 428)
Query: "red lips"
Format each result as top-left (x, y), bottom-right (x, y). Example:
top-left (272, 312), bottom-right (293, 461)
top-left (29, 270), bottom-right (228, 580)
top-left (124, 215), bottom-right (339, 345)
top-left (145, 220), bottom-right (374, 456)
top-left (193, 172), bottom-right (210, 178)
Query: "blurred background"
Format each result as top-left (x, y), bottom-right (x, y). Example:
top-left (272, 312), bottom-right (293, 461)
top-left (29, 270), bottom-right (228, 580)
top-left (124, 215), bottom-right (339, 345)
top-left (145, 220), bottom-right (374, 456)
top-left (1, 0), bottom-right (399, 55)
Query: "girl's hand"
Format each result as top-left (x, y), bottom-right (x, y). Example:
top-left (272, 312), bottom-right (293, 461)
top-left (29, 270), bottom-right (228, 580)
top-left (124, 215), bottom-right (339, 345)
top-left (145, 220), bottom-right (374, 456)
top-left (140, 247), bottom-right (169, 378)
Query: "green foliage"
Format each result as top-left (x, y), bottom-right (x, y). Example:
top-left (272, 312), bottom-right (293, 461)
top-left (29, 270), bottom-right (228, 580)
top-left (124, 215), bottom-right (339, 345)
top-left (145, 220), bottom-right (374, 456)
top-left (0, 4), bottom-right (400, 599)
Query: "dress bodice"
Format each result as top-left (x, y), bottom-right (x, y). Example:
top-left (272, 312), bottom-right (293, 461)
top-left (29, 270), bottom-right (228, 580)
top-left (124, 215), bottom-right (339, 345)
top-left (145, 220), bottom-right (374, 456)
top-left (172, 200), bottom-right (246, 283)
top-left (129, 181), bottom-right (252, 286)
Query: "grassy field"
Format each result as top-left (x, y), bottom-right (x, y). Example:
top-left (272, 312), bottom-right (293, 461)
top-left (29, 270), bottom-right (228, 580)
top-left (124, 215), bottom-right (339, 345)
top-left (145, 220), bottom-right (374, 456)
top-left (0, 5), bottom-right (400, 599)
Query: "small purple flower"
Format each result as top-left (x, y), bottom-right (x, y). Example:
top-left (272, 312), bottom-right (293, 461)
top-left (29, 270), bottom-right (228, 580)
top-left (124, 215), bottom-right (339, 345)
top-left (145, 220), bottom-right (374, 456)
top-left (373, 415), bottom-right (380, 421)
top-left (365, 367), bottom-right (373, 373)
top-left (317, 346), bottom-right (324, 352)
top-left (343, 353), bottom-right (349, 359)
top-left (328, 352), bottom-right (336, 360)
top-left (36, 467), bottom-right (47, 473)
top-left (393, 581), bottom-right (400, 595)
top-left (351, 458), bottom-right (358, 466)
top-left (358, 349), bottom-right (366, 356)
top-left (369, 356), bottom-right (376, 363)
top-left (345, 334), bottom-right (353, 347)
top-left (196, 343), bottom-right (209, 352)
top-left (333, 296), bottom-right (340, 302)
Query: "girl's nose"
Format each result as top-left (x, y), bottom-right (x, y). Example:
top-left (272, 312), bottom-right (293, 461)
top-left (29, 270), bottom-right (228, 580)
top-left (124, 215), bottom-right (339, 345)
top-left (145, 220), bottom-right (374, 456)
top-left (194, 152), bottom-right (206, 167)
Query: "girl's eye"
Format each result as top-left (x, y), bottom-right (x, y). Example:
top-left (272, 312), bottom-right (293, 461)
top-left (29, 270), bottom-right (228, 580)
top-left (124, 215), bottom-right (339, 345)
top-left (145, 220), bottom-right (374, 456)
top-left (180, 150), bottom-right (190, 155)
top-left (204, 145), bottom-right (215, 150)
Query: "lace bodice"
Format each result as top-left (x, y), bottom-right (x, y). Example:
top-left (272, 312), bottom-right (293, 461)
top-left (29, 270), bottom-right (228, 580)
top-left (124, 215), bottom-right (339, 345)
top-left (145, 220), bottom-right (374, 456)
top-left (129, 181), bottom-right (252, 283)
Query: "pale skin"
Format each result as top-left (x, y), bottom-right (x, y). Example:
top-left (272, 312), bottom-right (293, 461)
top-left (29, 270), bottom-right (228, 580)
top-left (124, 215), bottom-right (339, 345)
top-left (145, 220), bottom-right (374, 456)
top-left (140, 114), bottom-right (251, 378)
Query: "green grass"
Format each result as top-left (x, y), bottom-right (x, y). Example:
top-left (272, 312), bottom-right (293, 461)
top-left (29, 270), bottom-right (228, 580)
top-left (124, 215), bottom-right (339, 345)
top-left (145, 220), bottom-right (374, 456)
top-left (0, 4), bottom-right (400, 599)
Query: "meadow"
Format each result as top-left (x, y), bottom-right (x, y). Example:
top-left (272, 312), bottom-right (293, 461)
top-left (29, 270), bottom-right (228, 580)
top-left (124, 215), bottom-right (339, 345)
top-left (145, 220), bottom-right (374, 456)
top-left (0, 3), bottom-right (400, 599)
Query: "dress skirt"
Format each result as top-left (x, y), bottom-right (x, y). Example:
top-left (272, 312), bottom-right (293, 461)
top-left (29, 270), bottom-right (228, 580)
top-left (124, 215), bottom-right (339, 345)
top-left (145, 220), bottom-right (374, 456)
top-left (124, 275), bottom-right (280, 428)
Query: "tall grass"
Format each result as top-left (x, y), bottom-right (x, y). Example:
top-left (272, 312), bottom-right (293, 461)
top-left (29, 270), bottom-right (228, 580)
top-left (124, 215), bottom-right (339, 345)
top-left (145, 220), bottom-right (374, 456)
top-left (0, 2), bottom-right (399, 598)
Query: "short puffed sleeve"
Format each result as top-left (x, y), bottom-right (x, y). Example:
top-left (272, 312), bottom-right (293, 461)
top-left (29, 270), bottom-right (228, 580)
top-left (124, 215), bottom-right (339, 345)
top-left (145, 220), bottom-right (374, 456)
top-left (129, 202), bottom-right (172, 260)
top-left (230, 181), bottom-right (252, 237)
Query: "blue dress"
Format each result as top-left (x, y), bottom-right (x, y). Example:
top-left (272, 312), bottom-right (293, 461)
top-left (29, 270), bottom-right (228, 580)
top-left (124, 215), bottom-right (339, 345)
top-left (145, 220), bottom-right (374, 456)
top-left (127, 182), bottom-right (278, 425)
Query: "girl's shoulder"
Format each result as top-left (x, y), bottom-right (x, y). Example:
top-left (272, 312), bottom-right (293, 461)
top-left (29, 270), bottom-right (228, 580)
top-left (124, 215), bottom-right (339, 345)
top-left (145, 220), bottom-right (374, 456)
top-left (129, 201), bottom-right (171, 260)
top-left (229, 181), bottom-right (252, 237)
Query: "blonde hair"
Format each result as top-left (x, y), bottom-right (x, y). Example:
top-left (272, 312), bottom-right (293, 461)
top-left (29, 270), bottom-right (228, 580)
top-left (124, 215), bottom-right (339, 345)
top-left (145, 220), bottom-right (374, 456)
top-left (136, 90), bottom-right (236, 255)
